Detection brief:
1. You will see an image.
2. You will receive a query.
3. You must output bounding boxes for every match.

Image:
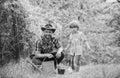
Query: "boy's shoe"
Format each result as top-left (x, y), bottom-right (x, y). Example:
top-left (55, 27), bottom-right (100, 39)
top-left (74, 66), bottom-right (79, 72)
top-left (67, 67), bottom-right (73, 73)
top-left (55, 68), bottom-right (58, 74)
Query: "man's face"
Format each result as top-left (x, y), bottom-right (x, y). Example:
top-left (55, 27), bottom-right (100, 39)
top-left (43, 30), bottom-right (53, 36)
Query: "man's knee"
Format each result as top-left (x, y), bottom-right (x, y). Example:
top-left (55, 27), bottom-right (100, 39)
top-left (60, 52), bottom-right (64, 59)
top-left (56, 52), bottom-right (64, 63)
top-left (55, 52), bottom-right (64, 58)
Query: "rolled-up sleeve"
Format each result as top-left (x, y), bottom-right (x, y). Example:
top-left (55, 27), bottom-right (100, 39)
top-left (38, 41), bottom-right (42, 53)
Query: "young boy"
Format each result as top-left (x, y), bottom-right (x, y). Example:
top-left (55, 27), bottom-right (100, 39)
top-left (65, 21), bottom-right (90, 72)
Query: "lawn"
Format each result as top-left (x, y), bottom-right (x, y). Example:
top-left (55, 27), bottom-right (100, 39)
top-left (0, 58), bottom-right (120, 78)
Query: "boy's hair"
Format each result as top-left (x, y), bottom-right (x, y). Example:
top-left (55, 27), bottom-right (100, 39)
top-left (69, 20), bottom-right (80, 30)
top-left (69, 24), bottom-right (79, 30)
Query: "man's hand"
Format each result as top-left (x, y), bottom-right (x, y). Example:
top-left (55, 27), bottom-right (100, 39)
top-left (45, 54), bottom-right (54, 58)
top-left (56, 52), bottom-right (61, 58)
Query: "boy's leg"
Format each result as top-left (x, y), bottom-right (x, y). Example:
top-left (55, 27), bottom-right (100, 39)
top-left (68, 51), bottom-right (75, 70)
top-left (67, 54), bottom-right (74, 73)
top-left (74, 55), bottom-right (81, 72)
top-left (68, 55), bottom-right (72, 67)
top-left (70, 55), bottom-right (74, 70)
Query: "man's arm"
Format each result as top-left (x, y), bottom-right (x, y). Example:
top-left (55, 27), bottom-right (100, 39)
top-left (35, 52), bottom-right (47, 58)
top-left (31, 50), bottom-right (46, 58)
top-left (35, 50), bottom-right (53, 58)
top-left (54, 38), bottom-right (64, 54)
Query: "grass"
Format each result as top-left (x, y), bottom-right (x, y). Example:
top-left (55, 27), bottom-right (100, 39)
top-left (1, 0), bottom-right (120, 78)
top-left (0, 58), bottom-right (120, 78)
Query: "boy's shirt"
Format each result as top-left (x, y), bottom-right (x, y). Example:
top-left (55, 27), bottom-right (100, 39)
top-left (70, 32), bottom-right (86, 48)
top-left (69, 31), bottom-right (87, 55)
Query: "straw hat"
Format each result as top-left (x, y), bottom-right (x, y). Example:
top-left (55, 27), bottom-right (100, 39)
top-left (41, 24), bottom-right (56, 33)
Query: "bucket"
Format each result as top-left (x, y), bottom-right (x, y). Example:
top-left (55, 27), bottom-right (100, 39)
top-left (58, 68), bottom-right (65, 74)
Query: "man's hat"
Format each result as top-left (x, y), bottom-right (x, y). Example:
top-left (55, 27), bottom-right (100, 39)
top-left (41, 24), bottom-right (56, 33)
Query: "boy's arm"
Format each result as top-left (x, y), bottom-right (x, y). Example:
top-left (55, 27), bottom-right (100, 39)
top-left (83, 37), bottom-right (91, 49)
top-left (85, 41), bottom-right (91, 49)
top-left (65, 43), bottom-right (70, 50)
top-left (65, 35), bottom-right (71, 50)
top-left (80, 32), bottom-right (91, 49)
top-left (57, 39), bottom-right (71, 53)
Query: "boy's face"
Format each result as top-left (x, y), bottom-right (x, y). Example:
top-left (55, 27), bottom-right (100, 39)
top-left (72, 28), bottom-right (78, 34)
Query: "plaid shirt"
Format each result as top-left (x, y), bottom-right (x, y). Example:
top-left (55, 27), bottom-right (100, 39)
top-left (38, 35), bottom-right (60, 54)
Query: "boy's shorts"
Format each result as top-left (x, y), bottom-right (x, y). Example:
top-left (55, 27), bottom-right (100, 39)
top-left (69, 47), bottom-right (83, 56)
